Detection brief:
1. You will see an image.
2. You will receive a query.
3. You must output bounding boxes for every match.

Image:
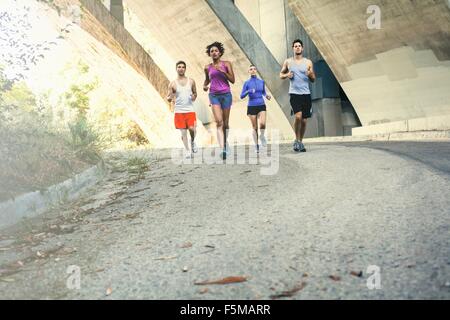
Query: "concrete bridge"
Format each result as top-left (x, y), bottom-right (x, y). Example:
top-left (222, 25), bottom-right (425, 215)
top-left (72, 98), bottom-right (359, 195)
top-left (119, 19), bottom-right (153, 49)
top-left (98, 0), bottom-right (450, 139)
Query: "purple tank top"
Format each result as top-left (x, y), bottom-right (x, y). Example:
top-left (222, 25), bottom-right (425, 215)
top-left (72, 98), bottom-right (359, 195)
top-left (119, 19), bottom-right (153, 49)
top-left (208, 62), bottom-right (231, 94)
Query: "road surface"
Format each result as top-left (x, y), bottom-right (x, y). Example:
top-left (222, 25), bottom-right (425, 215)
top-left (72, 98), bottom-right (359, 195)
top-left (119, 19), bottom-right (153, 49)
top-left (1, 141), bottom-right (449, 299)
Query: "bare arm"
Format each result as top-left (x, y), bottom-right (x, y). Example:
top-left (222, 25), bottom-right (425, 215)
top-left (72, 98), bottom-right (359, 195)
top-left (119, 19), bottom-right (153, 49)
top-left (203, 65), bottom-right (210, 92)
top-left (280, 59), bottom-right (293, 80)
top-left (223, 61), bottom-right (235, 84)
top-left (166, 81), bottom-right (175, 102)
top-left (166, 81), bottom-right (175, 112)
top-left (307, 59), bottom-right (316, 83)
top-left (191, 78), bottom-right (197, 102)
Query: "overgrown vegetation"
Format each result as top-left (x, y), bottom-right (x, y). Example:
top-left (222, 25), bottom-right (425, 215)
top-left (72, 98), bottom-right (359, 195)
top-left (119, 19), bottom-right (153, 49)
top-left (126, 156), bottom-right (149, 175)
top-left (0, 2), bottom-right (151, 202)
top-left (0, 59), bottom-right (149, 201)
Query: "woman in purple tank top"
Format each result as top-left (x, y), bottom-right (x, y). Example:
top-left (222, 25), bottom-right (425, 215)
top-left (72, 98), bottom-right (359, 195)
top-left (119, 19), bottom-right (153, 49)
top-left (203, 41), bottom-right (235, 160)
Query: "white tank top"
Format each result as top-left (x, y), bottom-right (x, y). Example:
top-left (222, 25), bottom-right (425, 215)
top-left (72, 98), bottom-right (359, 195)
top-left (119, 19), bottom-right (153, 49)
top-left (174, 79), bottom-right (195, 113)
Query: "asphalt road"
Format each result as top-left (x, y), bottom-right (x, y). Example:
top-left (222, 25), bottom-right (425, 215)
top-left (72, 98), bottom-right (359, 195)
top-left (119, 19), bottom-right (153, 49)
top-left (1, 141), bottom-right (449, 299)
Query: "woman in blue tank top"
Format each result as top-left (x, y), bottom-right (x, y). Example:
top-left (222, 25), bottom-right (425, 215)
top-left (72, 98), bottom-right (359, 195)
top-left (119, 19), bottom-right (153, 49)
top-left (240, 65), bottom-right (271, 153)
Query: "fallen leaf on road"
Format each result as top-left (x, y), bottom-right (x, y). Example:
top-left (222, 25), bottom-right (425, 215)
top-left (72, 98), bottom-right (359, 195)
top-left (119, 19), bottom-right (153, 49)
top-left (194, 276), bottom-right (247, 285)
top-left (154, 255), bottom-right (178, 261)
top-left (125, 212), bottom-right (140, 219)
top-left (200, 249), bottom-right (215, 254)
top-left (106, 287), bottom-right (112, 296)
top-left (350, 271), bottom-right (363, 277)
top-left (63, 247), bottom-right (76, 254)
top-left (329, 275), bottom-right (341, 281)
top-left (199, 288), bottom-right (209, 294)
top-left (36, 251), bottom-right (45, 258)
top-left (34, 232), bottom-right (46, 238)
top-left (16, 261), bottom-right (24, 267)
top-left (302, 273), bottom-right (309, 278)
top-left (270, 282), bottom-right (306, 299)
top-left (180, 242), bottom-right (192, 248)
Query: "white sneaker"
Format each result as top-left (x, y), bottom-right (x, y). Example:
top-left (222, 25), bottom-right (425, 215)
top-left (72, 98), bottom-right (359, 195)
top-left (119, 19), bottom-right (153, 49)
top-left (184, 150), bottom-right (192, 159)
top-left (191, 141), bottom-right (198, 153)
top-left (260, 135), bottom-right (267, 147)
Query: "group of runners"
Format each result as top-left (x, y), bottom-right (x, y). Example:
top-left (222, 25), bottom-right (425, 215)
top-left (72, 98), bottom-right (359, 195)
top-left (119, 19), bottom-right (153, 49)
top-left (166, 39), bottom-right (316, 159)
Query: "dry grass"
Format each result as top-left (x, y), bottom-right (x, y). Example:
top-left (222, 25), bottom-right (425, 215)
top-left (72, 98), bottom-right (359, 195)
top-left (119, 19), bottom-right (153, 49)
top-left (0, 125), bottom-right (94, 202)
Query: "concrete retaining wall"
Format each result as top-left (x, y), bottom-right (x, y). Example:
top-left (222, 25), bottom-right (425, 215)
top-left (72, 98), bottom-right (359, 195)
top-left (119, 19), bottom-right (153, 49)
top-left (0, 163), bottom-right (107, 229)
top-left (353, 115), bottom-right (450, 136)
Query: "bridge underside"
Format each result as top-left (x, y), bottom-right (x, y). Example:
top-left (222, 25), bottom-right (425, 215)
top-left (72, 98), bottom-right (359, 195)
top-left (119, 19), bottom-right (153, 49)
top-left (287, 0), bottom-right (450, 132)
top-left (101, 0), bottom-right (450, 137)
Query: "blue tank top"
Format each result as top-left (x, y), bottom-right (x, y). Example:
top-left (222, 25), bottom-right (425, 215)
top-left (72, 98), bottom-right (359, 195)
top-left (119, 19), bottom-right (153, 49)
top-left (288, 58), bottom-right (311, 95)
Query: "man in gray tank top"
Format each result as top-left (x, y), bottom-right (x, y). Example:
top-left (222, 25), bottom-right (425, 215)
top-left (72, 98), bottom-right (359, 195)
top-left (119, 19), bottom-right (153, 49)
top-left (280, 39), bottom-right (316, 152)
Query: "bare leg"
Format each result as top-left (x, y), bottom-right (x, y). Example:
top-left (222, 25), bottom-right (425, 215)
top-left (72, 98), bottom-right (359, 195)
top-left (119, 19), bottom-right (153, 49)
top-left (223, 108), bottom-right (231, 151)
top-left (188, 124), bottom-right (197, 153)
top-left (180, 129), bottom-right (189, 151)
top-left (258, 111), bottom-right (266, 143)
top-left (300, 118), bottom-right (308, 142)
top-left (188, 126), bottom-right (196, 142)
top-left (294, 112), bottom-right (303, 141)
top-left (211, 105), bottom-right (224, 149)
top-left (248, 115), bottom-right (258, 146)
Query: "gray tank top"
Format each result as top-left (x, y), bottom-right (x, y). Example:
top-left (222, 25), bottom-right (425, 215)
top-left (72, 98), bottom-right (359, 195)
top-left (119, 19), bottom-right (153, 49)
top-left (288, 58), bottom-right (311, 95)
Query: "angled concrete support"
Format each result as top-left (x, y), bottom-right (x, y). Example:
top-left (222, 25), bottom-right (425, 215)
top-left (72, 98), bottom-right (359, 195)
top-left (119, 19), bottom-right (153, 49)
top-left (110, 0), bottom-right (124, 25)
top-left (205, 0), bottom-right (292, 122)
top-left (80, 0), bottom-right (169, 101)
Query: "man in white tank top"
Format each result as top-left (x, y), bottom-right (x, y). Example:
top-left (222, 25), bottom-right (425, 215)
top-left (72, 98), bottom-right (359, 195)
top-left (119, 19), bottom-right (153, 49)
top-left (167, 61), bottom-right (198, 158)
top-left (280, 39), bottom-right (316, 153)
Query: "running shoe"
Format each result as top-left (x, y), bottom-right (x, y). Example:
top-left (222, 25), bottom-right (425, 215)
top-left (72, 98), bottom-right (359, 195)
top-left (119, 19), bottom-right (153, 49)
top-left (293, 140), bottom-right (300, 152)
top-left (191, 141), bottom-right (198, 153)
top-left (299, 141), bottom-right (307, 153)
top-left (184, 150), bottom-right (192, 159)
top-left (260, 135), bottom-right (267, 147)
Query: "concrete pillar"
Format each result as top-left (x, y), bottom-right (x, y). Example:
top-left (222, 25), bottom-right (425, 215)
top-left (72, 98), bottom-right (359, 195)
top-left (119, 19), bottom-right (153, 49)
top-left (341, 100), bottom-right (360, 136)
top-left (322, 98), bottom-right (343, 137)
top-left (306, 99), bottom-right (343, 138)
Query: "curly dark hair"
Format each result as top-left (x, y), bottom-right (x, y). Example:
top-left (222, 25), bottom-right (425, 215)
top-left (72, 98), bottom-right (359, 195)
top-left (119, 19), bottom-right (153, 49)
top-left (206, 41), bottom-right (225, 56)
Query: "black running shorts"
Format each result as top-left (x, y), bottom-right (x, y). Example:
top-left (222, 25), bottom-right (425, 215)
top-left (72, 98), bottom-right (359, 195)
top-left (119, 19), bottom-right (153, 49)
top-left (290, 94), bottom-right (312, 118)
top-left (247, 105), bottom-right (267, 116)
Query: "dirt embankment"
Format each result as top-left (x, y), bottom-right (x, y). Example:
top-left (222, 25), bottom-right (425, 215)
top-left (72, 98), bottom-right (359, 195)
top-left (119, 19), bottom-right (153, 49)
top-left (0, 125), bottom-right (95, 202)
